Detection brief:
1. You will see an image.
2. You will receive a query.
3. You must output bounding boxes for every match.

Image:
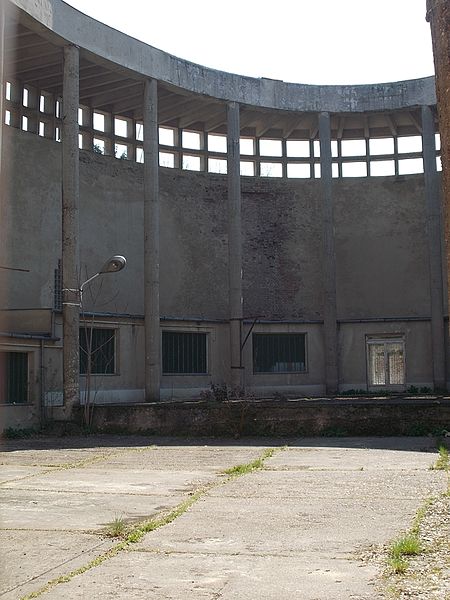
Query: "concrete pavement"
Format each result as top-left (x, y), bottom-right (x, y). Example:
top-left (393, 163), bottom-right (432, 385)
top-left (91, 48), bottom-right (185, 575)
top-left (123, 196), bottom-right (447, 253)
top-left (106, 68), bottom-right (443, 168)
top-left (0, 436), bottom-right (446, 599)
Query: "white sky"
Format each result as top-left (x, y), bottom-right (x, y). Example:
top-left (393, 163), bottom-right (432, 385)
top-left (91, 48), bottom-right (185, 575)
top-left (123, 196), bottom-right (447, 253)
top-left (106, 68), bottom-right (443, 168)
top-left (64, 0), bottom-right (434, 85)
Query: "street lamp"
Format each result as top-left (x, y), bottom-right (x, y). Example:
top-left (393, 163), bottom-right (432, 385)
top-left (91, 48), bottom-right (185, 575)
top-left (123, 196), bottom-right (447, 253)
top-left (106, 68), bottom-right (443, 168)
top-left (62, 255), bottom-right (126, 413)
top-left (80, 255), bottom-right (127, 299)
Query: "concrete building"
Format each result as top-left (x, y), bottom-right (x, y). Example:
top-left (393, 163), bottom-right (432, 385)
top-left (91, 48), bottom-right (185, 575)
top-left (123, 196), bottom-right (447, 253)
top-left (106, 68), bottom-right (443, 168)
top-left (0, 0), bottom-right (447, 430)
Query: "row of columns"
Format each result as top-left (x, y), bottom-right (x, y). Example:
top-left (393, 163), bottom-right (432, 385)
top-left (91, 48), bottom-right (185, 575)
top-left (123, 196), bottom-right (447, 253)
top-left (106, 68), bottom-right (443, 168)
top-left (58, 46), bottom-right (445, 408)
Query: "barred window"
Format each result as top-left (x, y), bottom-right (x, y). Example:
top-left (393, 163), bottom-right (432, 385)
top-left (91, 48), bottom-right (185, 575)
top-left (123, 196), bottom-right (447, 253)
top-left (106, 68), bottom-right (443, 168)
top-left (253, 333), bottom-right (306, 373)
top-left (162, 331), bottom-right (207, 375)
top-left (0, 352), bottom-right (28, 404)
top-left (79, 328), bottom-right (115, 375)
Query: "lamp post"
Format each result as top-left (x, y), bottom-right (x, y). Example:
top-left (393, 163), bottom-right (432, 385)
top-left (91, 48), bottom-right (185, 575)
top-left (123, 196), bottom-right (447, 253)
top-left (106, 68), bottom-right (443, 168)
top-left (80, 255), bottom-right (126, 303)
top-left (62, 255), bottom-right (126, 412)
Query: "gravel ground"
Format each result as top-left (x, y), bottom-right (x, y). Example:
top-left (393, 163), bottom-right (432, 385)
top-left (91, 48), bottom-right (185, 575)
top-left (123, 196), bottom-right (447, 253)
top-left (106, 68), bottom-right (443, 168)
top-left (373, 484), bottom-right (450, 599)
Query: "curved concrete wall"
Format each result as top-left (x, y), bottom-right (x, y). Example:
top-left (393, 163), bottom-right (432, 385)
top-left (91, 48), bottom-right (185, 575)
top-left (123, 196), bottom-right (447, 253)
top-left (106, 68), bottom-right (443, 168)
top-left (11, 0), bottom-right (436, 112)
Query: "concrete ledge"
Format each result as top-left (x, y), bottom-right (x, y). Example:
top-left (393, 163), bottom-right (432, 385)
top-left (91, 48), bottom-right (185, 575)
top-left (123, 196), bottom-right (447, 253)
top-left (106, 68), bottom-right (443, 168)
top-left (73, 397), bottom-right (450, 437)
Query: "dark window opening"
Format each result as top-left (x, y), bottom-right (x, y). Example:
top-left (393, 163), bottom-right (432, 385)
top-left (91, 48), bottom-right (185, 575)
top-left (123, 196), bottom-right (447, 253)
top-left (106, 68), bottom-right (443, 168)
top-left (162, 331), bottom-right (207, 374)
top-left (0, 352), bottom-right (28, 403)
top-left (253, 333), bottom-right (306, 373)
top-left (80, 328), bottom-right (115, 375)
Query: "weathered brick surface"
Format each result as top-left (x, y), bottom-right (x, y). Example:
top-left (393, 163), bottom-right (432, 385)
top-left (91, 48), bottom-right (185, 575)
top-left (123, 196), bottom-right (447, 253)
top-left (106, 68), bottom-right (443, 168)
top-left (427, 0), bottom-right (450, 318)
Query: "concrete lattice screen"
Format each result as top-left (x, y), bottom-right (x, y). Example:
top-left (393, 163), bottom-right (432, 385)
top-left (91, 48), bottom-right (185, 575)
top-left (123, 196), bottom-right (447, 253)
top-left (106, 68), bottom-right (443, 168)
top-left (3, 79), bottom-right (441, 180)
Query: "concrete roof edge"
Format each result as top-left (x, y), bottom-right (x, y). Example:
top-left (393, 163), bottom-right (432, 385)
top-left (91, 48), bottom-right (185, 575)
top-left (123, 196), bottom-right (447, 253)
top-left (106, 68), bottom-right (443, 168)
top-left (9, 0), bottom-right (437, 113)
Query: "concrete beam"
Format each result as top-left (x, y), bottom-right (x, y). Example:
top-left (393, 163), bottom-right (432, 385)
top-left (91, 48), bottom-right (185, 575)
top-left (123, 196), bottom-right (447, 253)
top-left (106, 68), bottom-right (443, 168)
top-left (143, 78), bottom-right (160, 401)
top-left (9, 0), bottom-right (437, 114)
top-left (319, 112), bottom-right (338, 394)
top-left (62, 44), bottom-right (80, 414)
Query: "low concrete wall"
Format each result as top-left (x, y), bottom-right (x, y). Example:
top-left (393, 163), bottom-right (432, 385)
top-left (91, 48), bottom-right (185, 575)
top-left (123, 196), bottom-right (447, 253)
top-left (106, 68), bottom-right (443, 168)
top-left (76, 397), bottom-right (450, 437)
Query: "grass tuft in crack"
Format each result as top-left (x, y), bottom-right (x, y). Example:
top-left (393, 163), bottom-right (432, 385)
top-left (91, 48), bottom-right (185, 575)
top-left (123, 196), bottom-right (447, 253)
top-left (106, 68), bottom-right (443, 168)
top-left (386, 534), bottom-right (421, 574)
top-left (430, 445), bottom-right (449, 471)
top-left (105, 516), bottom-right (127, 538)
top-left (223, 448), bottom-right (276, 477)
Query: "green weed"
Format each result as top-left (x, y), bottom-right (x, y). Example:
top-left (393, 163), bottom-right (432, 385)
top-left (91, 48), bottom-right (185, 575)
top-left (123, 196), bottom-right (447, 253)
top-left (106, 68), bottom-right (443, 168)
top-left (430, 445), bottom-right (449, 471)
top-left (223, 448), bottom-right (275, 477)
top-left (105, 516), bottom-right (127, 538)
top-left (389, 534), bottom-right (421, 559)
top-left (388, 556), bottom-right (409, 574)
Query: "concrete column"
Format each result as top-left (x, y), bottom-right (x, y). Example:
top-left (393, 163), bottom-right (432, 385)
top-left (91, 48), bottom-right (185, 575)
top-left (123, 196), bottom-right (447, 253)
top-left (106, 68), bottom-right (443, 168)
top-left (62, 45), bottom-right (80, 412)
top-left (0, 3), bottom-right (5, 179)
top-left (143, 78), bottom-right (160, 401)
top-left (422, 105), bottom-right (446, 389)
top-left (227, 102), bottom-right (243, 388)
top-left (319, 112), bottom-right (338, 394)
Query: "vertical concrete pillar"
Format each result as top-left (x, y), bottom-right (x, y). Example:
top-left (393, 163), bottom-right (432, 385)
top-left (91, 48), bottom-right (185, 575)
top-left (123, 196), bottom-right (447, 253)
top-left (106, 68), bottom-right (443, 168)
top-left (143, 79), bottom-right (160, 401)
top-left (422, 105), bottom-right (446, 389)
top-left (62, 45), bottom-right (80, 412)
top-left (319, 112), bottom-right (338, 394)
top-left (0, 2), bottom-right (5, 178)
top-left (227, 102), bottom-right (243, 388)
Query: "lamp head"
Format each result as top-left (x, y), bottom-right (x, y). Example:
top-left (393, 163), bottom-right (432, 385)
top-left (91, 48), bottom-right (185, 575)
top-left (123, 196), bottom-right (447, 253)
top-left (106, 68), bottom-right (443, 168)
top-left (99, 255), bottom-right (127, 274)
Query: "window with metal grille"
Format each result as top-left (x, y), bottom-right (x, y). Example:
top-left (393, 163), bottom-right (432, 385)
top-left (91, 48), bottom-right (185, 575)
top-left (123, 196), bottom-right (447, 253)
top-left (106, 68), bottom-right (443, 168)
top-left (253, 333), bottom-right (306, 373)
top-left (79, 328), bottom-right (115, 375)
top-left (367, 337), bottom-right (405, 387)
top-left (0, 352), bottom-right (28, 404)
top-left (162, 331), bottom-right (207, 375)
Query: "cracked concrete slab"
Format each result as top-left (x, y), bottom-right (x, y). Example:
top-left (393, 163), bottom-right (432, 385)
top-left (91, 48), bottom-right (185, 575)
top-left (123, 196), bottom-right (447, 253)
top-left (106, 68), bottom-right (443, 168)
top-left (0, 436), bottom-right (447, 600)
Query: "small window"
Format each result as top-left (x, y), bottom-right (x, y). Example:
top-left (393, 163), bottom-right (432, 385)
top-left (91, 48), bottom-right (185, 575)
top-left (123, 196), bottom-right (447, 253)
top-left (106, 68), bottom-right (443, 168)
top-left (259, 139), bottom-right (282, 157)
top-left (182, 155), bottom-right (201, 171)
top-left (397, 135), bottom-right (422, 154)
top-left (286, 140), bottom-right (310, 158)
top-left (370, 160), bottom-right (395, 176)
top-left (114, 117), bottom-right (128, 138)
top-left (162, 331), bottom-right (207, 375)
top-left (260, 162), bottom-right (282, 177)
top-left (253, 333), bottom-right (306, 373)
top-left (80, 327), bottom-right (116, 375)
top-left (208, 134), bottom-right (227, 153)
top-left (398, 158), bottom-right (423, 175)
top-left (159, 127), bottom-right (175, 146)
top-left (93, 112), bottom-right (105, 132)
top-left (341, 139), bottom-right (366, 157)
top-left (240, 161), bottom-right (255, 176)
top-left (159, 151), bottom-right (175, 168)
top-left (342, 161), bottom-right (367, 177)
top-left (367, 337), bottom-right (405, 388)
top-left (287, 163), bottom-right (310, 178)
top-left (369, 137), bottom-right (394, 156)
top-left (240, 138), bottom-right (254, 155)
top-left (0, 352), bottom-right (28, 404)
top-left (208, 158), bottom-right (227, 174)
top-left (93, 138), bottom-right (105, 154)
top-left (182, 131), bottom-right (201, 150)
top-left (114, 143), bottom-right (128, 160)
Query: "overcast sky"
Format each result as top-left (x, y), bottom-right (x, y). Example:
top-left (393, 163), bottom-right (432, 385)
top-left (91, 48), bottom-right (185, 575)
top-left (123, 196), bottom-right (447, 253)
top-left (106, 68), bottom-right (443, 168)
top-left (64, 0), bottom-right (434, 85)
